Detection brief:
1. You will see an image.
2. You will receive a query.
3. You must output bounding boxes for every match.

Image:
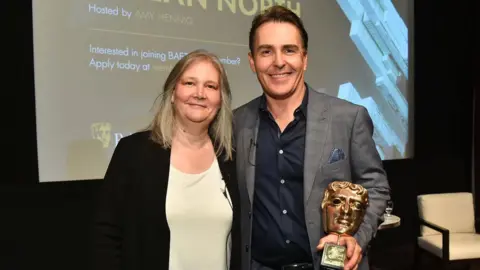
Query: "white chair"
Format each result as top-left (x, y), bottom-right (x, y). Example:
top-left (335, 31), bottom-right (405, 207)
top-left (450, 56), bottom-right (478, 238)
top-left (415, 192), bottom-right (480, 269)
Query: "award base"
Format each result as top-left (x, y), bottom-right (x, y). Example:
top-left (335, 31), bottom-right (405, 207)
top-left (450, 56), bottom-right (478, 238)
top-left (320, 242), bottom-right (346, 270)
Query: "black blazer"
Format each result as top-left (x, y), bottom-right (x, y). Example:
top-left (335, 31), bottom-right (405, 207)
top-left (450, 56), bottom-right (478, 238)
top-left (91, 130), bottom-right (241, 270)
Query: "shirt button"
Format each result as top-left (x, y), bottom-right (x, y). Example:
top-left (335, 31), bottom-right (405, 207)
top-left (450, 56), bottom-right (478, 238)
top-left (280, 179), bottom-right (285, 184)
top-left (279, 149), bottom-right (284, 154)
top-left (286, 240), bottom-right (291, 244)
top-left (282, 209), bottom-right (287, 214)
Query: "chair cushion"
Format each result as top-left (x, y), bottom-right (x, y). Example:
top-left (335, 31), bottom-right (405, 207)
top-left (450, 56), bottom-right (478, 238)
top-left (418, 233), bottom-right (480, 260)
top-left (417, 192), bottom-right (475, 236)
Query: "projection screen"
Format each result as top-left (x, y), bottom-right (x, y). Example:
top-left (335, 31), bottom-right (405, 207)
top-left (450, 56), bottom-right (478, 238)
top-left (32, 0), bottom-right (412, 182)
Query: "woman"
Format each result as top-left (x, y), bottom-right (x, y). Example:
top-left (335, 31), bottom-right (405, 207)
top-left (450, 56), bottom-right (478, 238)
top-left (92, 49), bottom-right (241, 270)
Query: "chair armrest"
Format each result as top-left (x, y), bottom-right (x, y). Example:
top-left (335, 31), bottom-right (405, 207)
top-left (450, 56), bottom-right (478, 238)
top-left (419, 218), bottom-right (450, 261)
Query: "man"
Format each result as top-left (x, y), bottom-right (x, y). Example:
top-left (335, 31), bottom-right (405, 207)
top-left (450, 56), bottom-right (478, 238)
top-left (233, 5), bottom-right (391, 270)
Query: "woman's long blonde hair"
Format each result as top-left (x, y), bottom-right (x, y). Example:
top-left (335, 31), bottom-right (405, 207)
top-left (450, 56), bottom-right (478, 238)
top-left (146, 49), bottom-right (233, 161)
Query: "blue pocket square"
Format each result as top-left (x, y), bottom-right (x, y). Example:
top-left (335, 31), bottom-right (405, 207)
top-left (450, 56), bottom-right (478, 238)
top-left (328, 148), bottom-right (345, 164)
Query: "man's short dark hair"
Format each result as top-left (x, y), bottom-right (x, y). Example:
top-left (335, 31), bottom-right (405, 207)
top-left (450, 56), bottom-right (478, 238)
top-left (249, 5), bottom-right (309, 54)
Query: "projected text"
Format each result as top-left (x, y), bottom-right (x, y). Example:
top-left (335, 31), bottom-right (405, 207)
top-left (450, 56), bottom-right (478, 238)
top-left (88, 44), bottom-right (242, 73)
top-left (150, 0), bottom-right (301, 17)
top-left (88, 4), bottom-right (132, 19)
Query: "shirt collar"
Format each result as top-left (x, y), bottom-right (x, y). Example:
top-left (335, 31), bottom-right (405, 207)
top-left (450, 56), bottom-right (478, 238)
top-left (258, 84), bottom-right (309, 117)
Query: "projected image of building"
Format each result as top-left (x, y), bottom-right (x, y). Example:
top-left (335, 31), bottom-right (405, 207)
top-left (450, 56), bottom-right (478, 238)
top-left (338, 82), bottom-right (404, 158)
top-left (335, 0), bottom-right (408, 158)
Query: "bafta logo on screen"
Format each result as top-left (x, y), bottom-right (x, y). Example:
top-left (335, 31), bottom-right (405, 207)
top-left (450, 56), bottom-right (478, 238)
top-left (91, 122), bottom-right (112, 148)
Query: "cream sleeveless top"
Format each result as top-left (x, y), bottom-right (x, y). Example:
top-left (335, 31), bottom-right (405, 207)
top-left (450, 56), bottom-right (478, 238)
top-left (165, 158), bottom-right (233, 270)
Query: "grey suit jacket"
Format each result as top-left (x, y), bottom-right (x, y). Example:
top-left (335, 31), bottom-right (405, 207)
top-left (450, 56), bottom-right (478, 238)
top-left (233, 85), bottom-right (391, 270)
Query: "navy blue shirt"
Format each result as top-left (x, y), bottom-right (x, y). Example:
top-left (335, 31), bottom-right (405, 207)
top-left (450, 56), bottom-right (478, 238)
top-left (251, 90), bottom-right (311, 268)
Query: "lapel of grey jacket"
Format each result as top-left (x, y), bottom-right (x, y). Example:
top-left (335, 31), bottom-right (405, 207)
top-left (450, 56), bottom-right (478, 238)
top-left (239, 99), bottom-right (260, 206)
top-left (304, 85), bottom-right (330, 206)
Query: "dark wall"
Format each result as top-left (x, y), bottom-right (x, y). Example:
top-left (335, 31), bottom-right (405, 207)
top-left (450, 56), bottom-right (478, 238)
top-left (412, 0), bottom-right (474, 191)
top-left (4, 1), bottom-right (475, 270)
top-left (475, 87), bottom-right (479, 232)
top-left (379, 0), bottom-right (475, 250)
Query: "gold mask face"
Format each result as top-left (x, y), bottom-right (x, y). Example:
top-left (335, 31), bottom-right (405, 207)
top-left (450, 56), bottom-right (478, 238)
top-left (321, 181), bottom-right (369, 235)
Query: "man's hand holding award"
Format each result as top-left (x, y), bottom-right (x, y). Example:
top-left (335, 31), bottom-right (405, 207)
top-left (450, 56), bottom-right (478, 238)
top-left (318, 181), bottom-right (369, 270)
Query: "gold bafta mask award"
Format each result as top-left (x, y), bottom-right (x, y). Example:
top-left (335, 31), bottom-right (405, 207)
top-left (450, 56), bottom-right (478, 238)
top-left (320, 181), bottom-right (369, 269)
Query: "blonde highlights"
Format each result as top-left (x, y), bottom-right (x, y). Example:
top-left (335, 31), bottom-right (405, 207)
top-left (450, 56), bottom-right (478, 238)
top-left (146, 49), bottom-right (233, 160)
